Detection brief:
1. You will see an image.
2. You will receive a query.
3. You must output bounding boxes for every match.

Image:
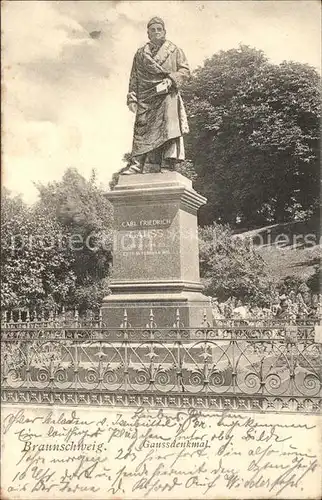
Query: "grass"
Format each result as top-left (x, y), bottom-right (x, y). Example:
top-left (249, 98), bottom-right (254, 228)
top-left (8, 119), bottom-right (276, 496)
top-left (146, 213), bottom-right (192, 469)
top-left (234, 219), bottom-right (321, 285)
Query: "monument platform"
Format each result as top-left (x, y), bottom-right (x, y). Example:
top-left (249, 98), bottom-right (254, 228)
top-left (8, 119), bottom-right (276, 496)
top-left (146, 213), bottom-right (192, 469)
top-left (102, 172), bottom-right (212, 327)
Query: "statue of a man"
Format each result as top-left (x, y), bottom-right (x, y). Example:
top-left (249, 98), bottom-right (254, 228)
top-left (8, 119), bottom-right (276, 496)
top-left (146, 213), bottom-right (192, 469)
top-left (121, 17), bottom-right (190, 175)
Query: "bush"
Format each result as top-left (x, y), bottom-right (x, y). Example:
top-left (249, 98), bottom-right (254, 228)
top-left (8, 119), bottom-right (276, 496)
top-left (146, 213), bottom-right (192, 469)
top-left (1, 169), bottom-right (114, 312)
top-left (199, 222), bottom-right (275, 305)
top-left (1, 188), bottom-right (76, 310)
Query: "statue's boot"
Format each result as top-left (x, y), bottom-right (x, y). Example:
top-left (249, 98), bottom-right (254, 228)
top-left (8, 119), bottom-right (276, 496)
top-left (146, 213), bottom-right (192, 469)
top-left (120, 160), bottom-right (142, 175)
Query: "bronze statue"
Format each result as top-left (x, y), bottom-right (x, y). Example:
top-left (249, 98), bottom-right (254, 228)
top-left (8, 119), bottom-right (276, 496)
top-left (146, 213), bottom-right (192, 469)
top-left (121, 17), bottom-right (190, 175)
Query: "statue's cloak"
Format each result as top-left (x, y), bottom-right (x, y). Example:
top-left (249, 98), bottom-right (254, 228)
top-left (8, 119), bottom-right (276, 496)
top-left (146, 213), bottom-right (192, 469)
top-left (127, 40), bottom-right (190, 157)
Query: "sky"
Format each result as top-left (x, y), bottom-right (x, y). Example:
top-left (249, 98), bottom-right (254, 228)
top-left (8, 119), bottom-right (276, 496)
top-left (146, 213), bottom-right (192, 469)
top-left (2, 0), bottom-right (321, 203)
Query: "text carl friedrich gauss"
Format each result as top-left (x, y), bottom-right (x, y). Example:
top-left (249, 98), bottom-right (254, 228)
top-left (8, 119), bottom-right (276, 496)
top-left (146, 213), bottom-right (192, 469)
top-left (2, 407), bottom-right (320, 498)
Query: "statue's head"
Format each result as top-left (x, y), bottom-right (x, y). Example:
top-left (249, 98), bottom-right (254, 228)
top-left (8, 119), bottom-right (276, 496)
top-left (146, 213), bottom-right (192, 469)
top-left (147, 17), bottom-right (166, 46)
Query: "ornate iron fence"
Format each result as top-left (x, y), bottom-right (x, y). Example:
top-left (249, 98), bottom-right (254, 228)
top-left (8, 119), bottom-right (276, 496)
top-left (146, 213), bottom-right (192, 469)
top-left (1, 309), bottom-right (321, 413)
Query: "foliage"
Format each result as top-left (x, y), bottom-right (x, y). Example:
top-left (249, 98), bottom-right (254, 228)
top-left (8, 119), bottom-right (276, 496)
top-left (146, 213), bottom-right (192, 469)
top-left (109, 172), bottom-right (120, 191)
top-left (199, 222), bottom-right (275, 305)
top-left (277, 276), bottom-right (310, 295)
top-left (182, 45), bottom-right (320, 227)
top-left (175, 160), bottom-right (197, 181)
top-left (2, 169), bottom-right (113, 312)
top-left (307, 265), bottom-right (320, 294)
top-left (36, 168), bottom-right (113, 310)
top-left (1, 188), bottom-right (76, 310)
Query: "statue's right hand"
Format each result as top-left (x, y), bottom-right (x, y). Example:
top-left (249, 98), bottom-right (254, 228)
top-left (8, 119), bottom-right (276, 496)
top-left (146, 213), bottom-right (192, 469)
top-left (128, 102), bottom-right (137, 114)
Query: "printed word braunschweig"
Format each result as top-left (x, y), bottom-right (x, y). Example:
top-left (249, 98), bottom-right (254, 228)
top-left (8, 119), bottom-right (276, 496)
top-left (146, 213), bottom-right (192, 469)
top-left (21, 440), bottom-right (104, 453)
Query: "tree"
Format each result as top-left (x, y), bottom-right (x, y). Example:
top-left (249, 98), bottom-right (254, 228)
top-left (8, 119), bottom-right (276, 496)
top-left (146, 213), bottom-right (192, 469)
top-left (1, 169), bottom-right (114, 312)
top-left (307, 265), bottom-right (320, 294)
top-left (199, 222), bottom-right (275, 305)
top-left (175, 160), bottom-right (197, 181)
top-left (182, 45), bottom-right (320, 227)
top-left (36, 168), bottom-right (113, 310)
top-left (1, 188), bottom-right (76, 310)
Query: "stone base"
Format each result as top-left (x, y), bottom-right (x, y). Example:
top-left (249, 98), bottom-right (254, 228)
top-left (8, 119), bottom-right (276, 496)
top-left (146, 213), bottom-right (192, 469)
top-left (101, 291), bottom-right (212, 328)
top-left (315, 325), bottom-right (322, 343)
top-left (104, 172), bottom-right (211, 329)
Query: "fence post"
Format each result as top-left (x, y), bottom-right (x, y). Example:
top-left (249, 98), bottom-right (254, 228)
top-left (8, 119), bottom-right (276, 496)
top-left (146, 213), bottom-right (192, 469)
top-left (26, 309), bottom-right (30, 328)
top-left (2, 310), bottom-right (7, 328)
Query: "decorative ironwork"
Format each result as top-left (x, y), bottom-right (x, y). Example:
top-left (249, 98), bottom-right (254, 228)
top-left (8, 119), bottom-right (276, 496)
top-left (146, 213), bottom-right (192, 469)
top-left (1, 307), bottom-right (321, 413)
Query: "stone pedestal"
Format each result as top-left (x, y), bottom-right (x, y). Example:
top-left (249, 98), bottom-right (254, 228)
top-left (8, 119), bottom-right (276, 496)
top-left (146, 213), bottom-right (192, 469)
top-left (102, 172), bottom-right (212, 327)
top-left (315, 325), bottom-right (322, 343)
